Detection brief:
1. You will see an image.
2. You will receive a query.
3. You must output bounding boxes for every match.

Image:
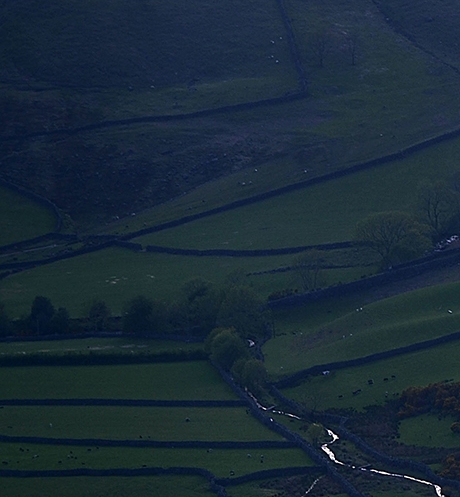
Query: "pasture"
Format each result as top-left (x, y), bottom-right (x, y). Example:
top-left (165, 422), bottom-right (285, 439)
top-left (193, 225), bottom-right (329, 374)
top-left (0, 475), bottom-right (214, 497)
top-left (0, 443), bottom-right (312, 476)
top-left (281, 338), bottom-right (460, 411)
top-left (398, 414), bottom-right (460, 449)
top-left (0, 361), bottom-right (236, 400)
top-left (134, 134), bottom-right (460, 251)
top-left (0, 336), bottom-right (202, 357)
top-left (265, 280), bottom-right (460, 375)
top-left (0, 186), bottom-right (56, 247)
top-left (0, 246), bottom-right (372, 318)
top-left (0, 406), bottom-right (284, 442)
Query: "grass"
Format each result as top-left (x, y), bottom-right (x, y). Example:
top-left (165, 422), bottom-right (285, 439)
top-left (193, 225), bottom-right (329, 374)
top-left (0, 443), bottom-right (313, 476)
top-left (0, 361), bottom-right (237, 400)
top-left (0, 0), bottom-right (298, 117)
top-left (0, 246), bottom-right (355, 317)
top-left (134, 134), bottom-right (460, 251)
top-left (281, 338), bottom-right (460, 412)
top-left (265, 280), bottom-right (460, 376)
top-left (0, 337), bottom-right (203, 357)
top-left (228, 473), bottom-right (324, 497)
top-left (0, 406), bottom-right (285, 442)
top-left (0, 475), bottom-right (215, 497)
top-left (3, 0), bottom-right (460, 231)
top-left (373, 0), bottom-right (460, 70)
top-left (0, 186), bottom-right (56, 246)
top-left (398, 413), bottom-right (460, 449)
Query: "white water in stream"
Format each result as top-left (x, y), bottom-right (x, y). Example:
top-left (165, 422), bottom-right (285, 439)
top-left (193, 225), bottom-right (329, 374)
top-left (321, 429), bottom-right (444, 497)
top-left (248, 392), bottom-right (446, 496)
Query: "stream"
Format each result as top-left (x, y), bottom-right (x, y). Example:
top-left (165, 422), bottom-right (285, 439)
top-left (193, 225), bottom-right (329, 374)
top-left (249, 393), bottom-right (445, 497)
top-left (321, 428), bottom-right (444, 497)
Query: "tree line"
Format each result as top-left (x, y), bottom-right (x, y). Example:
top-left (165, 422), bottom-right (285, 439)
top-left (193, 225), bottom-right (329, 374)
top-left (0, 279), bottom-right (272, 398)
top-left (0, 278), bottom-right (270, 340)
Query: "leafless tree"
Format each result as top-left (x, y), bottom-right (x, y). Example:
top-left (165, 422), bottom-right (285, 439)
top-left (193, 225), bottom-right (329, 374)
top-left (309, 29), bottom-right (333, 68)
top-left (293, 249), bottom-right (326, 291)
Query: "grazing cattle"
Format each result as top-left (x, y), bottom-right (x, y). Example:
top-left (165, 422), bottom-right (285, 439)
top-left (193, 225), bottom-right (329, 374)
top-left (352, 389), bottom-right (361, 395)
top-left (368, 379), bottom-right (374, 385)
top-left (383, 378), bottom-right (389, 382)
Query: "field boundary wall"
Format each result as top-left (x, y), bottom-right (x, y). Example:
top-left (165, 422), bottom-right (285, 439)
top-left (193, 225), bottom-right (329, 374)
top-left (271, 387), bottom-right (460, 493)
top-left (215, 364), bottom-right (367, 497)
top-left (274, 329), bottom-right (460, 389)
top-left (268, 246), bottom-right (460, 308)
top-left (145, 242), bottom-right (352, 257)
top-left (0, 399), bottom-right (246, 407)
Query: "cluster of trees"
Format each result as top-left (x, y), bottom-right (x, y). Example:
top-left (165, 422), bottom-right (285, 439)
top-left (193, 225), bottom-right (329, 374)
top-left (0, 297), bottom-right (112, 337)
top-left (123, 280), bottom-right (270, 339)
top-left (398, 381), bottom-right (460, 419)
top-left (205, 327), bottom-right (268, 397)
top-left (440, 453), bottom-right (460, 480)
top-left (354, 177), bottom-right (460, 270)
top-left (0, 279), bottom-right (270, 339)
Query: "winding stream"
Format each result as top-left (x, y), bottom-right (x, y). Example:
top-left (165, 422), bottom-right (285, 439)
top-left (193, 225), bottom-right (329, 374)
top-left (249, 392), bottom-right (446, 497)
top-left (321, 428), bottom-right (444, 497)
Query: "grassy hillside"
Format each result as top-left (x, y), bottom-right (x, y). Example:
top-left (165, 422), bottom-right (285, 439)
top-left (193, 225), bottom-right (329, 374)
top-left (0, 186), bottom-right (56, 246)
top-left (134, 135), bottom-right (460, 250)
top-left (282, 338), bottom-right (460, 412)
top-left (0, 0), bottom-right (295, 90)
top-left (265, 280), bottom-right (460, 376)
top-left (374, 0), bottom-right (460, 70)
top-left (2, 0), bottom-right (460, 227)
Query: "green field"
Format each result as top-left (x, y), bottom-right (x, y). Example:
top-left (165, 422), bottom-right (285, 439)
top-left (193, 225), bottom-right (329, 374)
top-left (282, 339), bottom-right (460, 411)
top-left (0, 337), bottom-right (202, 357)
top-left (0, 186), bottom-right (56, 246)
top-left (0, 246), bottom-right (372, 318)
top-left (399, 413), bottom-right (460, 449)
top-left (265, 281), bottom-right (460, 376)
top-left (0, 476), bottom-right (215, 497)
top-left (0, 362), bottom-right (236, 400)
top-left (0, 443), bottom-right (312, 476)
top-left (135, 135), bottom-right (460, 251)
top-left (0, 406), bottom-right (284, 442)
top-left (5, 0), bottom-right (460, 494)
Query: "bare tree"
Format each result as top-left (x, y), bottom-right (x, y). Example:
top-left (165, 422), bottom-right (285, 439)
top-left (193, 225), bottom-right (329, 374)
top-left (309, 29), bottom-right (333, 68)
top-left (343, 31), bottom-right (359, 66)
top-left (417, 180), bottom-right (459, 239)
top-left (355, 211), bottom-right (431, 269)
top-left (293, 249), bottom-right (326, 291)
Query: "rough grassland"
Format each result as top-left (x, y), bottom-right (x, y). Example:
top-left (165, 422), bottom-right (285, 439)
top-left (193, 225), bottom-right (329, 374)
top-left (0, 186), bottom-right (55, 246)
top-left (4, 0), bottom-right (460, 226)
top-left (0, 0), bottom-right (297, 102)
top-left (374, 0), bottom-right (460, 70)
